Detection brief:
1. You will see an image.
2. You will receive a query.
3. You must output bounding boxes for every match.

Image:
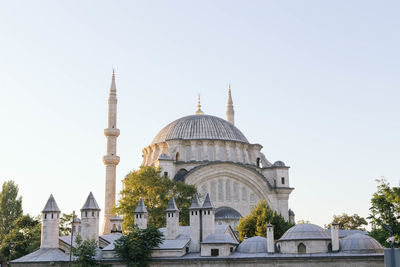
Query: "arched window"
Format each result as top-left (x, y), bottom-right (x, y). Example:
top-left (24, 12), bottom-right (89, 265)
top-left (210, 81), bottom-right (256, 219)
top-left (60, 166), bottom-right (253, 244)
top-left (241, 187), bottom-right (247, 201)
top-left (256, 157), bottom-right (261, 167)
top-left (298, 243), bottom-right (306, 254)
top-left (281, 177), bottom-right (285, 185)
top-left (218, 180), bottom-right (223, 201)
top-left (185, 146), bottom-right (191, 161)
top-left (197, 146), bottom-right (202, 161)
top-left (233, 182), bottom-right (239, 202)
top-left (208, 146), bottom-right (214, 161)
top-left (211, 181), bottom-right (217, 201)
top-left (175, 152), bottom-right (180, 162)
top-left (328, 243), bottom-right (332, 252)
top-left (225, 180), bottom-right (231, 201)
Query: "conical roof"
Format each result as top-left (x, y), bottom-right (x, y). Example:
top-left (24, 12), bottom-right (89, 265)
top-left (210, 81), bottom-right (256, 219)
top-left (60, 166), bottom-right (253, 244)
top-left (189, 194), bottom-right (201, 210)
top-left (42, 194), bottom-right (61, 213)
top-left (166, 196), bottom-right (179, 212)
top-left (202, 193), bottom-right (214, 209)
top-left (81, 192), bottom-right (100, 211)
top-left (134, 198), bottom-right (147, 213)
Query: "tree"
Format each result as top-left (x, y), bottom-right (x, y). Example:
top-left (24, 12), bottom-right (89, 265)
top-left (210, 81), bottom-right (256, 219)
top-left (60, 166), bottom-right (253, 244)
top-left (72, 235), bottom-right (99, 267)
top-left (368, 178), bottom-right (400, 247)
top-left (114, 224), bottom-right (163, 267)
top-left (0, 214), bottom-right (41, 263)
top-left (59, 213), bottom-right (74, 236)
top-left (236, 200), bottom-right (294, 241)
top-left (116, 166), bottom-right (197, 228)
top-left (325, 213), bottom-right (368, 230)
top-left (0, 181), bottom-right (23, 239)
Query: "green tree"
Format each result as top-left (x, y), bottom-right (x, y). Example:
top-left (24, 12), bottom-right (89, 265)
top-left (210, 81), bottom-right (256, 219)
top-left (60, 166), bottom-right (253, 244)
top-left (368, 178), bottom-right (400, 247)
top-left (236, 200), bottom-right (294, 241)
top-left (59, 213), bottom-right (74, 236)
top-left (325, 213), bottom-right (368, 230)
top-left (0, 214), bottom-right (41, 263)
top-left (114, 224), bottom-right (163, 267)
top-left (116, 166), bottom-right (197, 228)
top-left (72, 235), bottom-right (99, 267)
top-left (0, 181), bottom-right (23, 239)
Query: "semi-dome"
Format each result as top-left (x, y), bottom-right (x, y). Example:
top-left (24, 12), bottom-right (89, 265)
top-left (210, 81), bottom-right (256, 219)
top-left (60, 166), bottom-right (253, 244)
top-left (151, 114), bottom-right (249, 145)
top-left (278, 223), bottom-right (330, 241)
top-left (215, 206), bottom-right (242, 220)
top-left (237, 236), bottom-right (268, 253)
top-left (340, 233), bottom-right (383, 254)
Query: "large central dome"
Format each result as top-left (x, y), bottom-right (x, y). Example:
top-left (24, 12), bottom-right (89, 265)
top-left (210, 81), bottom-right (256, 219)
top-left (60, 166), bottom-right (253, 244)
top-left (151, 115), bottom-right (249, 145)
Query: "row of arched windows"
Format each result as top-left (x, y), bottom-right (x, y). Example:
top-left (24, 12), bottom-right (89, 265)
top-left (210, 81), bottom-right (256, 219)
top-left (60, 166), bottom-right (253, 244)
top-left (200, 180), bottom-right (256, 204)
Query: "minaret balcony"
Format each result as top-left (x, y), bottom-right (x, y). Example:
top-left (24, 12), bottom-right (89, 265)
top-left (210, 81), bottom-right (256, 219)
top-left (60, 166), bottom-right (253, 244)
top-left (104, 128), bottom-right (120, 137)
top-left (103, 155), bottom-right (120, 165)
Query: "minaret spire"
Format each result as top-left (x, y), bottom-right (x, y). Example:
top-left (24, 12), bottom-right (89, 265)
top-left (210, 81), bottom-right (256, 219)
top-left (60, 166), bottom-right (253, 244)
top-left (101, 69), bottom-right (120, 235)
top-left (226, 83), bottom-right (235, 125)
top-left (195, 94), bottom-right (204, 115)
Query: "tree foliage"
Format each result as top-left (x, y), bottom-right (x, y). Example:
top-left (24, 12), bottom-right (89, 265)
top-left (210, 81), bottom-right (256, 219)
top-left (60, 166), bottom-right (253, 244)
top-left (116, 166), bottom-right (197, 228)
top-left (236, 200), bottom-right (294, 241)
top-left (0, 214), bottom-right (41, 263)
top-left (114, 224), bottom-right (163, 267)
top-left (59, 213), bottom-right (74, 236)
top-left (72, 235), bottom-right (99, 267)
top-left (324, 213), bottom-right (368, 230)
top-left (0, 180), bottom-right (23, 239)
top-left (368, 178), bottom-right (400, 247)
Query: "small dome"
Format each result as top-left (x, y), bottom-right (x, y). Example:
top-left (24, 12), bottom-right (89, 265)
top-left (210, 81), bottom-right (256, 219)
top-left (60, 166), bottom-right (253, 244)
top-left (152, 115), bottom-right (249, 145)
top-left (73, 217), bottom-right (81, 223)
top-left (215, 206), bottom-right (242, 220)
top-left (279, 223), bottom-right (330, 241)
top-left (273, 161), bottom-right (286, 167)
top-left (237, 236), bottom-right (268, 253)
top-left (341, 233), bottom-right (383, 254)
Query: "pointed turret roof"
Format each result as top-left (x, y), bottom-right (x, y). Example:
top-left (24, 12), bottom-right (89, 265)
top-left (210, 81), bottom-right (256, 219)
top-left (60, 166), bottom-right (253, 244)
top-left (202, 193), bottom-right (214, 209)
top-left (189, 194), bottom-right (201, 210)
top-left (81, 192), bottom-right (100, 211)
top-left (227, 83), bottom-right (233, 105)
top-left (134, 198), bottom-right (147, 213)
top-left (42, 194), bottom-right (61, 213)
top-left (166, 196), bottom-right (179, 212)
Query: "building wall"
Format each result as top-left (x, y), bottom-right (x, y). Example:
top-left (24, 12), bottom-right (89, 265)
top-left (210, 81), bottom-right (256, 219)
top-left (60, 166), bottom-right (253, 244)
top-left (278, 240), bottom-right (331, 254)
top-left (200, 244), bottom-right (234, 257)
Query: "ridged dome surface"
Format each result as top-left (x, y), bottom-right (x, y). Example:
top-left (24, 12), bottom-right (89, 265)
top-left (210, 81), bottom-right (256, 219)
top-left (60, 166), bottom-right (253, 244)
top-left (340, 233), bottom-right (383, 254)
top-left (237, 236), bottom-right (268, 253)
top-left (152, 115), bottom-right (249, 144)
top-left (278, 224), bottom-right (330, 241)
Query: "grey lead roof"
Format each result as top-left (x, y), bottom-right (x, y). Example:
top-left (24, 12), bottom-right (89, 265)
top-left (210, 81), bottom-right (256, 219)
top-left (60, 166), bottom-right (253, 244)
top-left (42, 194), bottom-right (61, 213)
top-left (81, 192), bottom-right (100, 211)
top-left (278, 223), bottom-right (330, 241)
top-left (237, 236), bottom-right (268, 253)
top-left (166, 196), bottom-right (179, 212)
top-left (340, 233), bottom-right (383, 254)
top-left (11, 248), bottom-right (69, 263)
top-left (151, 114), bottom-right (249, 145)
top-left (134, 198), bottom-right (147, 213)
top-left (202, 193), bottom-right (214, 209)
top-left (202, 233), bottom-right (238, 245)
top-left (189, 194), bottom-right (201, 210)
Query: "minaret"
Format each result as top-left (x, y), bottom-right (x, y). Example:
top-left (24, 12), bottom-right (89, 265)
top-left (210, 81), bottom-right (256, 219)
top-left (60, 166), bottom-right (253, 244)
top-left (40, 194), bottom-right (61, 248)
top-left (101, 69), bottom-right (120, 235)
top-left (226, 84), bottom-right (235, 125)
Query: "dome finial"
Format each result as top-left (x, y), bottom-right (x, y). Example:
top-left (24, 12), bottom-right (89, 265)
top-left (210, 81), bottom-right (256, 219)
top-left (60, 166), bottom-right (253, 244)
top-left (195, 94), bottom-right (204, 115)
top-left (226, 83), bottom-right (235, 125)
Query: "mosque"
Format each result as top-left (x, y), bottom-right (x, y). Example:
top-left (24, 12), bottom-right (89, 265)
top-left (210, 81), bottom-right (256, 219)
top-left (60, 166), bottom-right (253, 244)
top-left (11, 71), bottom-right (384, 266)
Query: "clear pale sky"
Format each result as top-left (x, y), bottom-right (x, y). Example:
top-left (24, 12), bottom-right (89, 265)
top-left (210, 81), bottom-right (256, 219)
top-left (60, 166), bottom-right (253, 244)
top-left (0, 1), bottom-right (399, 228)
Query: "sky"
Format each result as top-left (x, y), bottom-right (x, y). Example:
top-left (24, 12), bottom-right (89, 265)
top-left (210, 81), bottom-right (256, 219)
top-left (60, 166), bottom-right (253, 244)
top-left (0, 1), bottom-right (399, 229)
